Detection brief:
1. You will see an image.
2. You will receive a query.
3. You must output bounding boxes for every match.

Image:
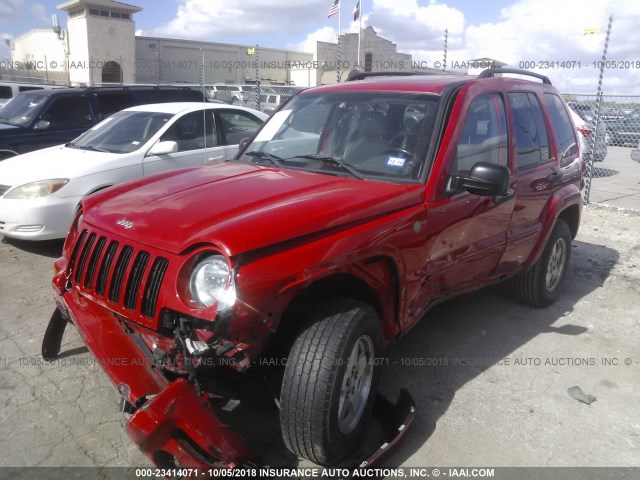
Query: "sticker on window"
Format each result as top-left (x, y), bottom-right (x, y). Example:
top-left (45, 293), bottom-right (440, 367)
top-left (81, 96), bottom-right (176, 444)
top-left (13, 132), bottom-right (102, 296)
top-left (387, 157), bottom-right (406, 167)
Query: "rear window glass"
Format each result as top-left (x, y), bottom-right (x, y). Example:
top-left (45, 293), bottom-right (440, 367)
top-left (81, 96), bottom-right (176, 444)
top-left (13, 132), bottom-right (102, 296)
top-left (544, 94), bottom-right (577, 158)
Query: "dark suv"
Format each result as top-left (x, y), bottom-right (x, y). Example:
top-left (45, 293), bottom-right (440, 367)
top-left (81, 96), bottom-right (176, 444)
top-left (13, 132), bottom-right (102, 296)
top-left (0, 86), bottom-right (206, 160)
top-left (45, 68), bottom-right (584, 469)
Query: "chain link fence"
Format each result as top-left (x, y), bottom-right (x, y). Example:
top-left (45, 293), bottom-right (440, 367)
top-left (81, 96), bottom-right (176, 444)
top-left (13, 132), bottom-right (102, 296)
top-left (563, 94), bottom-right (640, 209)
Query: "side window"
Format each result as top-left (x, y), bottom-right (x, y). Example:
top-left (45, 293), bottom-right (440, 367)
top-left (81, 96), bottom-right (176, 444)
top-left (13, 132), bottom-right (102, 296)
top-left (509, 92), bottom-right (545, 170)
top-left (544, 93), bottom-right (578, 160)
top-left (160, 110), bottom-right (216, 152)
top-left (452, 93), bottom-right (508, 173)
top-left (217, 110), bottom-right (263, 145)
top-left (41, 95), bottom-right (94, 128)
top-left (0, 86), bottom-right (11, 100)
top-left (529, 93), bottom-right (551, 163)
top-left (19, 86), bottom-right (44, 92)
top-left (96, 93), bottom-right (135, 118)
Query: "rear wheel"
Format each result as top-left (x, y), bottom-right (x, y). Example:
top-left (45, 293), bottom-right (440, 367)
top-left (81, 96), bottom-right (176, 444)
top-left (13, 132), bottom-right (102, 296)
top-left (516, 219), bottom-right (572, 307)
top-left (279, 298), bottom-right (381, 465)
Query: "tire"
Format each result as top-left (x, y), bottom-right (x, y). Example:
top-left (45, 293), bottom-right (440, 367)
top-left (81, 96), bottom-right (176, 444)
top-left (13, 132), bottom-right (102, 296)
top-left (516, 219), bottom-right (572, 307)
top-left (280, 298), bottom-right (381, 466)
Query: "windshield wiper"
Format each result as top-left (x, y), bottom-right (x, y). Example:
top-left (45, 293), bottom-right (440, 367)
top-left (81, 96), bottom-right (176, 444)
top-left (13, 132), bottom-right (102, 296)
top-left (291, 154), bottom-right (364, 180)
top-left (75, 145), bottom-right (111, 153)
top-left (244, 150), bottom-right (285, 167)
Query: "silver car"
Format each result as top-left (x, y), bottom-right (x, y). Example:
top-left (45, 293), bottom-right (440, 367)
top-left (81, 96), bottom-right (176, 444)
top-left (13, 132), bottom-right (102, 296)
top-left (568, 102), bottom-right (608, 162)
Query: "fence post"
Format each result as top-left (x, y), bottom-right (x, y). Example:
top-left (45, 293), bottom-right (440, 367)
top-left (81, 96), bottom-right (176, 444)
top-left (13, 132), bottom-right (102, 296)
top-left (585, 14), bottom-right (613, 205)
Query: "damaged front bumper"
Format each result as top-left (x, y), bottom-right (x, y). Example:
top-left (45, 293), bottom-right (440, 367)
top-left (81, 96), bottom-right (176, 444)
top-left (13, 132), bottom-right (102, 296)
top-left (50, 288), bottom-right (249, 469)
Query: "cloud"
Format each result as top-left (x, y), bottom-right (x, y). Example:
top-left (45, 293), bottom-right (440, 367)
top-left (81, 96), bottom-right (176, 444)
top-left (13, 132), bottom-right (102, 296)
top-left (294, 26), bottom-right (338, 54)
top-left (29, 4), bottom-right (49, 25)
top-left (0, 0), bottom-right (22, 20)
top-left (143, 0), bottom-right (331, 43)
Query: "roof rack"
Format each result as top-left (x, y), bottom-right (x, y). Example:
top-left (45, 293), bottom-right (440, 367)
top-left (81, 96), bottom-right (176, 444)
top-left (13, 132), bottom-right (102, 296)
top-left (346, 71), bottom-right (428, 82)
top-left (477, 67), bottom-right (552, 85)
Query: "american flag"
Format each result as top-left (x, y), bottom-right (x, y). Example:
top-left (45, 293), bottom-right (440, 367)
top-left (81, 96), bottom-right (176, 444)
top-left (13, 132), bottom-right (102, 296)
top-left (328, 0), bottom-right (340, 18)
top-left (353, 0), bottom-right (360, 21)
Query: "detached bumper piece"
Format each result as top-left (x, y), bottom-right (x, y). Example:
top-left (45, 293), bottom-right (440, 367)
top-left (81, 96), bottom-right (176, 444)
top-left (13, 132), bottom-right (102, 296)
top-left (127, 377), bottom-right (249, 469)
top-left (49, 291), bottom-right (250, 469)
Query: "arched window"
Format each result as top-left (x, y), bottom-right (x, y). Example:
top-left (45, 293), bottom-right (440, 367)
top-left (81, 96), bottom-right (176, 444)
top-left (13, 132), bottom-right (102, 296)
top-left (102, 61), bottom-right (122, 84)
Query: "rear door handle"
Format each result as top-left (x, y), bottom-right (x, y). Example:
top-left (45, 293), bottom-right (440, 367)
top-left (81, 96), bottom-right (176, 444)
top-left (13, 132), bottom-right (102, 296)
top-left (547, 171), bottom-right (563, 182)
top-left (207, 155), bottom-right (225, 163)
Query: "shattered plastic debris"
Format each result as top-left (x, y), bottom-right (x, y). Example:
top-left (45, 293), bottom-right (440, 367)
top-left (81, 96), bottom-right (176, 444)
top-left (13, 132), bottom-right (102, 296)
top-left (567, 386), bottom-right (597, 405)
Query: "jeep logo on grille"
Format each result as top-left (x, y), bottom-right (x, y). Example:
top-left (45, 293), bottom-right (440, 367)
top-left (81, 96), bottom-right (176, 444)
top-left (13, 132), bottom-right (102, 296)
top-left (116, 218), bottom-right (134, 229)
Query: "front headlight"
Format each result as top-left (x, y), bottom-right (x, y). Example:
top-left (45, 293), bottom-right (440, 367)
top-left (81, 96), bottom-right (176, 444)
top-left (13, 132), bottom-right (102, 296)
top-left (189, 254), bottom-right (236, 311)
top-left (4, 178), bottom-right (69, 199)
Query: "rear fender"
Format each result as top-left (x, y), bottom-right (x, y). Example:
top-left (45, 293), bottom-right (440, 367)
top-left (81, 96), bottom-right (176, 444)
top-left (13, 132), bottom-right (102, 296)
top-left (524, 184), bottom-right (582, 268)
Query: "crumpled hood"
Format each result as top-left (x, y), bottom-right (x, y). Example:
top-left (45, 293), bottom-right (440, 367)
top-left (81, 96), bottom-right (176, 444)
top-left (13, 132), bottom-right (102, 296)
top-left (0, 144), bottom-right (120, 188)
top-left (83, 162), bottom-right (425, 255)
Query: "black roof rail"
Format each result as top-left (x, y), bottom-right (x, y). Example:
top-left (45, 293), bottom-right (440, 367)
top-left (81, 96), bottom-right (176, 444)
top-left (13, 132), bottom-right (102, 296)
top-left (346, 71), bottom-right (429, 82)
top-left (478, 67), bottom-right (552, 85)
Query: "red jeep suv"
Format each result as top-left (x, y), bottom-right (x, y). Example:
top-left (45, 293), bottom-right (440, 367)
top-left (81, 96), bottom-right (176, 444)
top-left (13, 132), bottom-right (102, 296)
top-left (45, 68), bottom-right (584, 469)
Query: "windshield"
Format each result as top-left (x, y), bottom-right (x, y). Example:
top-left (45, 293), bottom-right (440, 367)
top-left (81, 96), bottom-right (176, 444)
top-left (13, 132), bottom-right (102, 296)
top-left (0, 93), bottom-right (48, 126)
top-left (235, 91), bottom-right (440, 181)
top-left (70, 111), bottom-right (173, 154)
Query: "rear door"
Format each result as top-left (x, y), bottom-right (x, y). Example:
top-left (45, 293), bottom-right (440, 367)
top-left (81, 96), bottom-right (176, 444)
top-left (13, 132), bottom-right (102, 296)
top-left (143, 109), bottom-right (226, 175)
top-left (496, 91), bottom-right (575, 270)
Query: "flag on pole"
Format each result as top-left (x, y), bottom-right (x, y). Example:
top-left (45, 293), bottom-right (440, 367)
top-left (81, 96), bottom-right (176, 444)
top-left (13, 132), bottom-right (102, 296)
top-left (328, 0), bottom-right (340, 18)
top-left (353, 0), bottom-right (360, 21)
top-left (582, 27), bottom-right (600, 35)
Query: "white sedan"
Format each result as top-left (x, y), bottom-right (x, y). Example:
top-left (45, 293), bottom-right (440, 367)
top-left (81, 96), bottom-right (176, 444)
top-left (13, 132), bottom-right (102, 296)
top-left (0, 102), bottom-right (267, 240)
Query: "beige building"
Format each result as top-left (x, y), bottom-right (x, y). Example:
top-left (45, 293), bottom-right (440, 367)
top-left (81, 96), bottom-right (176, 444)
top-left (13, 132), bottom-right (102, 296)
top-left (4, 2), bottom-right (487, 88)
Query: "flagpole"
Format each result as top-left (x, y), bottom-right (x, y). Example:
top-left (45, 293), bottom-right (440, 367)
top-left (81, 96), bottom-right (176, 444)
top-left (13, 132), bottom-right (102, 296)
top-left (338, 1), bottom-right (341, 82)
top-left (357, 0), bottom-right (362, 69)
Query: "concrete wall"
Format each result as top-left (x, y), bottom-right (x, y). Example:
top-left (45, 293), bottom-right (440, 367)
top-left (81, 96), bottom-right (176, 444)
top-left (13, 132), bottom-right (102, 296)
top-left (135, 37), bottom-right (314, 86)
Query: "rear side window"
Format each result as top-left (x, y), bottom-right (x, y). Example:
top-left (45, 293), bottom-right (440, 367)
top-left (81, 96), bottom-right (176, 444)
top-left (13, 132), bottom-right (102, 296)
top-left (138, 89), bottom-right (203, 103)
top-left (508, 92), bottom-right (550, 170)
top-left (452, 93), bottom-right (509, 173)
top-left (544, 93), bottom-right (577, 159)
top-left (19, 86), bottom-right (44, 92)
top-left (0, 86), bottom-right (11, 100)
top-left (96, 93), bottom-right (135, 118)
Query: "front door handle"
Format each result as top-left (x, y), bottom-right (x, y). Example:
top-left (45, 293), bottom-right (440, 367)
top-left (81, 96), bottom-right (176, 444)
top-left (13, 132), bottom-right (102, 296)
top-left (547, 171), bottom-right (564, 182)
top-left (494, 189), bottom-right (515, 205)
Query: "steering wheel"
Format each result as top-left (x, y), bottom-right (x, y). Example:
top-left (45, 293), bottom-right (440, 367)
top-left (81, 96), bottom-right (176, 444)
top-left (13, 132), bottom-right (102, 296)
top-left (383, 147), bottom-right (415, 160)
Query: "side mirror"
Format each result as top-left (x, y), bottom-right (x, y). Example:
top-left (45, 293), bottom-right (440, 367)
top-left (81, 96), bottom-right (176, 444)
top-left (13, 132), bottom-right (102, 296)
top-left (34, 120), bottom-right (51, 131)
top-left (451, 161), bottom-right (510, 196)
top-left (148, 140), bottom-right (178, 156)
top-left (239, 137), bottom-right (250, 150)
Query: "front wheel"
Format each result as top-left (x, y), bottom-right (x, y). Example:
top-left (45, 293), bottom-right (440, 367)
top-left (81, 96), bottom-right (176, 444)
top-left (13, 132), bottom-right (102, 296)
top-left (280, 298), bottom-right (381, 466)
top-left (515, 219), bottom-right (572, 307)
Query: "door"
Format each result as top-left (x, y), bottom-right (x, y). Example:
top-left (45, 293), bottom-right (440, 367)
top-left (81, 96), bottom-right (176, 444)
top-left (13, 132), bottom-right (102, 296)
top-left (408, 93), bottom-right (515, 324)
top-left (24, 94), bottom-right (95, 153)
top-left (143, 110), bottom-right (226, 176)
top-left (497, 92), bottom-right (570, 271)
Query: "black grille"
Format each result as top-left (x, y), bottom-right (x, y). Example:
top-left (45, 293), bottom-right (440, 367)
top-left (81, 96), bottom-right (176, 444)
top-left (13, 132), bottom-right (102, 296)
top-left (143, 259), bottom-right (169, 318)
top-left (124, 251), bottom-right (150, 310)
top-left (67, 229), bottom-right (168, 320)
top-left (109, 246), bottom-right (133, 303)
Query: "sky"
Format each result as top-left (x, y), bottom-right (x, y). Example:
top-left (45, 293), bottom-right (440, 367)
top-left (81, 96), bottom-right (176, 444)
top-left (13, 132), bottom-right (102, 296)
top-left (1, 0), bottom-right (640, 94)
